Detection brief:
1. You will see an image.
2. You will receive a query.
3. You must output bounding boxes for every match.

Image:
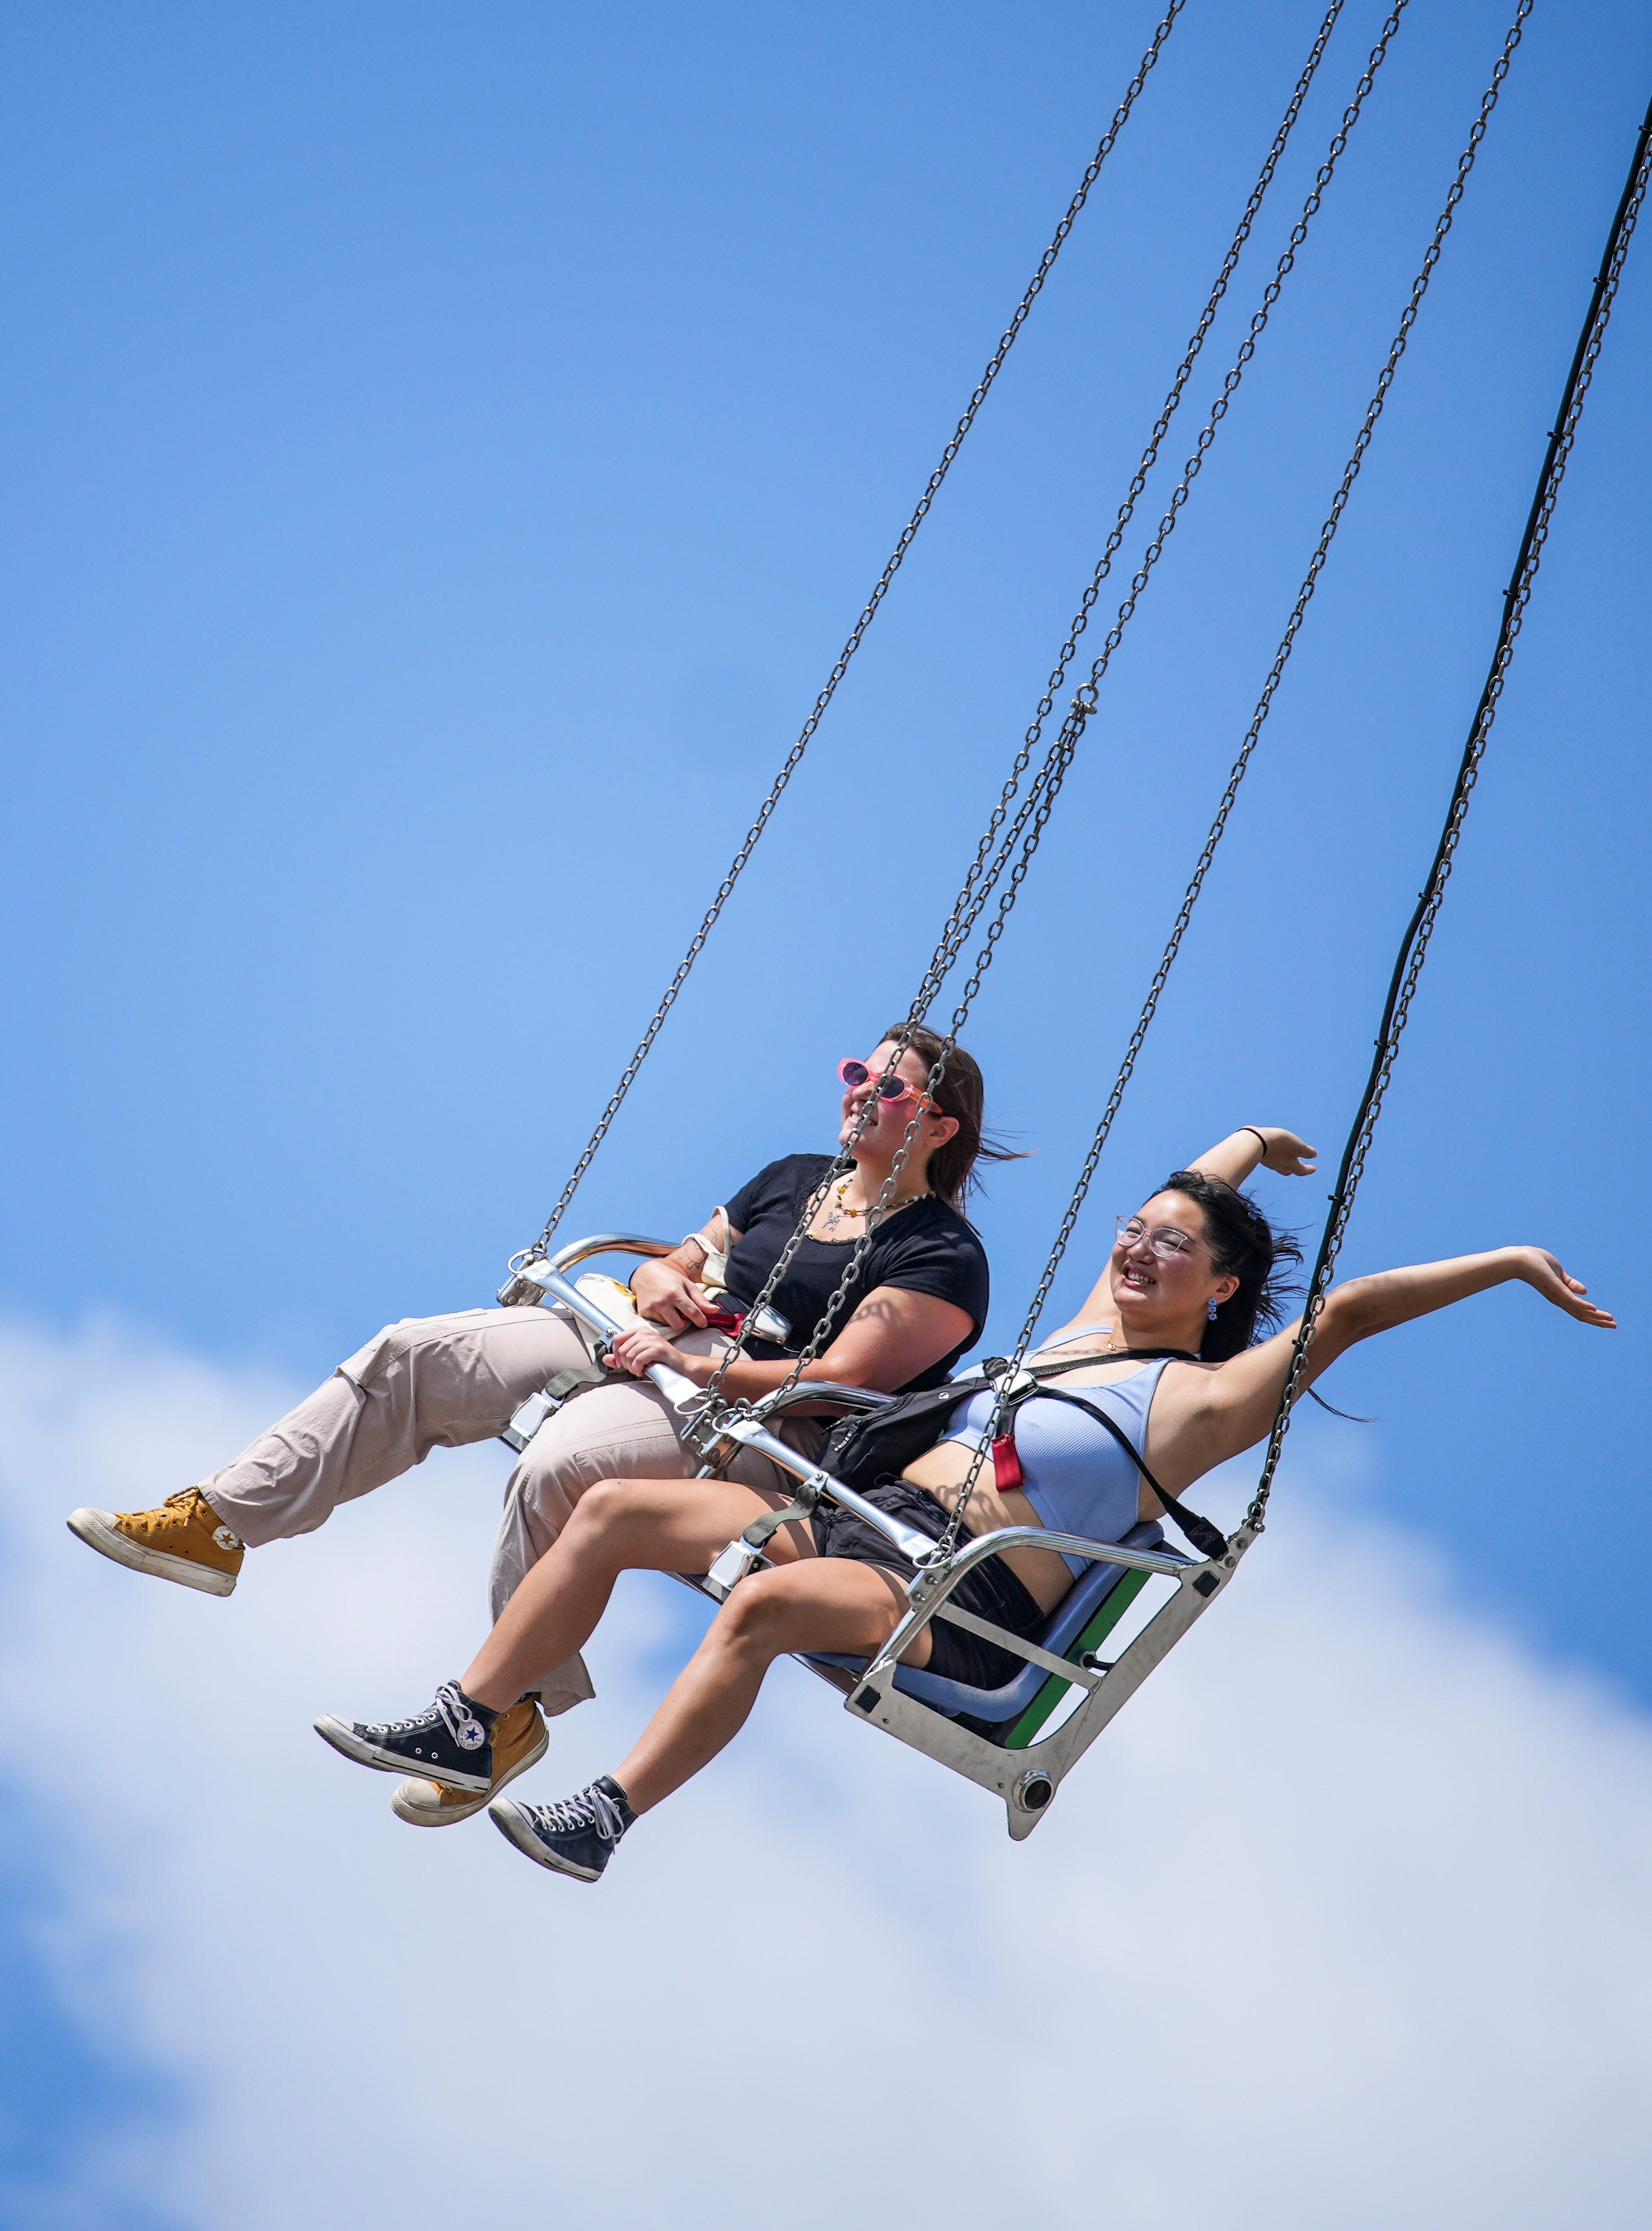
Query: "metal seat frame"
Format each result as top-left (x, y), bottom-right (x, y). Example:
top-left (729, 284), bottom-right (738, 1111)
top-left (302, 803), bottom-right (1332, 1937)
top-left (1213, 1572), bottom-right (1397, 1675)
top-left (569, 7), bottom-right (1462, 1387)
top-left (498, 1235), bottom-right (1243, 1838)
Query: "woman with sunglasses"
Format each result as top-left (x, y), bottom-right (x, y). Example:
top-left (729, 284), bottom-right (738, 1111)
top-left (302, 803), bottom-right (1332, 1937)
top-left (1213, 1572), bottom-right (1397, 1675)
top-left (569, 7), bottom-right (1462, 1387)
top-left (68, 1025), bottom-right (1005, 1817)
top-left (311, 1128), bottom-right (1611, 1882)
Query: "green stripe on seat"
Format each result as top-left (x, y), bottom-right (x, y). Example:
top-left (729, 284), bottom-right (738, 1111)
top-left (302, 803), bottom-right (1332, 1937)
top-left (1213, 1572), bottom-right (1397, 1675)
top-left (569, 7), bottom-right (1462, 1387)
top-left (1002, 1567), bottom-right (1150, 1750)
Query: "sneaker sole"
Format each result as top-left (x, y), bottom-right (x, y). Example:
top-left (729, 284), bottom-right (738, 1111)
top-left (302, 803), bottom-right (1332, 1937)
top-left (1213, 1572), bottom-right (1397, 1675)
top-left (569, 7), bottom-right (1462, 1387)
top-left (392, 1725), bottom-right (550, 1826)
top-left (66, 1508), bottom-right (238, 1597)
top-left (488, 1798), bottom-right (604, 1881)
top-left (312, 1714), bottom-right (492, 1794)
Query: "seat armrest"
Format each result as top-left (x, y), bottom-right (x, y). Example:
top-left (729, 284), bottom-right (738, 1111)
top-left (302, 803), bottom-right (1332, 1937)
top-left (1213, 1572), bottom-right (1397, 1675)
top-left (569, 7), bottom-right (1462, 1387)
top-left (546, 1233), bottom-right (679, 1271)
top-left (500, 1234), bottom-right (680, 1309)
top-left (932, 1523), bottom-right (1192, 1580)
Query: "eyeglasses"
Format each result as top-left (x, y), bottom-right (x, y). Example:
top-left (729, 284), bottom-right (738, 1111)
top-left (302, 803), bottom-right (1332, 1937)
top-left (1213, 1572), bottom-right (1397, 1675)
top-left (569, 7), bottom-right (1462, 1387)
top-left (837, 1057), bottom-right (931, 1110)
top-left (1115, 1215), bottom-right (1212, 1262)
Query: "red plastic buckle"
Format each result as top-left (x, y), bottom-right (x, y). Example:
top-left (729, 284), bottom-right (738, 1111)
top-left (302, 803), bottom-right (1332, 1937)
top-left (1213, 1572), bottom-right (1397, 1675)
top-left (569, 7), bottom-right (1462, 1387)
top-left (699, 1305), bottom-right (747, 1336)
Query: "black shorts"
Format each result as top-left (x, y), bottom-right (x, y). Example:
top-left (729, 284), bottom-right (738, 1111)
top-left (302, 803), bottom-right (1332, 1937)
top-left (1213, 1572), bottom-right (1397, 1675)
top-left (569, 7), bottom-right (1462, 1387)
top-left (809, 1475), bottom-right (1045, 1691)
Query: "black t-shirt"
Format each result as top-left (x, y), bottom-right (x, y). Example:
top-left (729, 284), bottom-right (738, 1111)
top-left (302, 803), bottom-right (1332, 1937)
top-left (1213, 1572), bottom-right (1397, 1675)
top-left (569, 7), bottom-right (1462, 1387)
top-left (721, 1153), bottom-right (989, 1393)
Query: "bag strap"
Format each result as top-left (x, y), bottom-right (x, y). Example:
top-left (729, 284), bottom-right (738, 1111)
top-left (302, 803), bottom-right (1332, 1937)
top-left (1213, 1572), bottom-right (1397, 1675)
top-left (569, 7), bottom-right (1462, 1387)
top-left (981, 1338), bottom-right (1195, 1374)
top-left (832, 1345), bottom-right (1201, 1449)
top-left (1001, 1381), bottom-right (1227, 1562)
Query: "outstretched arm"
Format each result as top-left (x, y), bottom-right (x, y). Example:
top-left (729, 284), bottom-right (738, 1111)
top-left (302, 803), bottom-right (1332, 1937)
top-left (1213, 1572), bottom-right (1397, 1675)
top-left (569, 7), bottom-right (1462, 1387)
top-left (1187, 1127), bottom-right (1318, 1188)
top-left (1149, 1245), bottom-right (1614, 1488)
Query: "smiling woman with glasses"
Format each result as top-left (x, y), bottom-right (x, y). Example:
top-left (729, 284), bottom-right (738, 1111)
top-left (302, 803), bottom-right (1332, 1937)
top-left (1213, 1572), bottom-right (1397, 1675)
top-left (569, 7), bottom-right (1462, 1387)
top-left (1114, 1215), bottom-right (1214, 1261)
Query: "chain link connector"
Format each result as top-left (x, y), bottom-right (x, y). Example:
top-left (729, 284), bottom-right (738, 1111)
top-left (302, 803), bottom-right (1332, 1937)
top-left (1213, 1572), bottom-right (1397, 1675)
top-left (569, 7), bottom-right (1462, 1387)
top-left (1071, 684), bottom-right (1099, 720)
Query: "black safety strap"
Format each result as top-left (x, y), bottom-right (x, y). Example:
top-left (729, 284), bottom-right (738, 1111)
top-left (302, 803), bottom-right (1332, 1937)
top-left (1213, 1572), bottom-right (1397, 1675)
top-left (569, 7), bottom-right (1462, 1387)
top-left (540, 1364), bottom-right (611, 1404)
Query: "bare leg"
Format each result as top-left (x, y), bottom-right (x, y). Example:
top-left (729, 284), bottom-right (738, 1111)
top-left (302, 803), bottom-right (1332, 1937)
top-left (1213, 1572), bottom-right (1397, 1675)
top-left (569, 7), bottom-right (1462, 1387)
top-left (612, 1559), bottom-right (928, 1814)
top-left (460, 1475), bottom-right (812, 1712)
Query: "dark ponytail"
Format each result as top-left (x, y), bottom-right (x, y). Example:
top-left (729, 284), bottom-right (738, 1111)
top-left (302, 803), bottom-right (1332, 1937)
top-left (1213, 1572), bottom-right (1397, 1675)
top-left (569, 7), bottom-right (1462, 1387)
top-left (1160, 1169), bottom-right (1303, 1361)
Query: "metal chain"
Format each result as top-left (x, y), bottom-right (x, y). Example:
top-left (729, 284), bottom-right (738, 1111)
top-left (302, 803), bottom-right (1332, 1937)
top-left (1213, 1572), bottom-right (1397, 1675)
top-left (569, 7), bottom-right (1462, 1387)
top-left (695, 0), bottom-right (1403, 1435)
top-left (912, 0), bottom-right (1410, 1037)
top-left (516, 2), bottom-right (1191, 1262)
top-left (911, 0), bottom-right (1349, 1015)
top-left (934, 0), bottom-right (1559, 1566)
top-left (1242, 82), bottom-right (1652, 1542)
top-left (956, 0), bottom-right (1537, 1420)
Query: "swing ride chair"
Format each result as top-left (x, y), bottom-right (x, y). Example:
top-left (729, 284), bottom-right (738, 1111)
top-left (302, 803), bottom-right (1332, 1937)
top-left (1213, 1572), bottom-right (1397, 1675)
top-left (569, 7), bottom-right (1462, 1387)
top-left (487, 17), bottom-right (1650, 1840)
top-left (497, 1238), bottom-right (1239, 1840)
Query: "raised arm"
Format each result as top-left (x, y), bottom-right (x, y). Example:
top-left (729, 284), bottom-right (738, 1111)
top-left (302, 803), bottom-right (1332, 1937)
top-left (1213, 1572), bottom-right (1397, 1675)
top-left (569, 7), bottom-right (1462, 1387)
top-left (1149, 1245), bottom-right (1614, 1488)
top-left (1186, 1126), bottom-right (1318, 1188)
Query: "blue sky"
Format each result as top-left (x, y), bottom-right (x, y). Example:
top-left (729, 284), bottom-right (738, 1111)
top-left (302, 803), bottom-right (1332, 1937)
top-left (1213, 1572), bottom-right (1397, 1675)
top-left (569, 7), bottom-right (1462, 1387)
top-left (2, 4), bottom-right (1650, 2223)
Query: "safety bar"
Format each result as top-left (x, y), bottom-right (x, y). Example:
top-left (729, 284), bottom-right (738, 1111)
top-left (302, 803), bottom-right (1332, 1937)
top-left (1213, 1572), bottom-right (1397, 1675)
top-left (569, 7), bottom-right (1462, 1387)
top-left (861, 1522), bottom-right (1202, 1692)
top-left (701, 1415), bottom-right (941, 1569)
top-left (526, 1263), bottom-right (706, 1408)
top-left (545, 1232), bottom-right (676, 1272)
top-left (527, 1264), bottom-right (940, 1571)
top-left (505, 1234), bottom-right (791, 1349)
top-left (920, 1522), bottom-right (1192, 1585)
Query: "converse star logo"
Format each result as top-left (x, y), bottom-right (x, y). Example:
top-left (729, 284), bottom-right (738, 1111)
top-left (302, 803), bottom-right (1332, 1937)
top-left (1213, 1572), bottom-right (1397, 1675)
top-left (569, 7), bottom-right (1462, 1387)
top-left (213, 1525), bottom-right (241, 1551)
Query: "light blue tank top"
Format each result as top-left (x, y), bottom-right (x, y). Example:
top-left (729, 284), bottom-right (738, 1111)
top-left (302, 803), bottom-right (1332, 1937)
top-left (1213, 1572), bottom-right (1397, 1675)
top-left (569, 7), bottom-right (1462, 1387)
top-left (942, 1323), bottom-right (1172, 1575)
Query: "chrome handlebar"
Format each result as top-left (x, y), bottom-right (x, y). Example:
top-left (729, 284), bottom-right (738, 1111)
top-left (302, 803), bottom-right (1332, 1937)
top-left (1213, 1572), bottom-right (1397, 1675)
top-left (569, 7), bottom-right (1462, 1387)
top-left (546, 1232), bottom-right (677, 1272)
top-left (501, 1233), bottom-right (791, 1349)
top-left (522, 1263), bottom-right (936, 1571)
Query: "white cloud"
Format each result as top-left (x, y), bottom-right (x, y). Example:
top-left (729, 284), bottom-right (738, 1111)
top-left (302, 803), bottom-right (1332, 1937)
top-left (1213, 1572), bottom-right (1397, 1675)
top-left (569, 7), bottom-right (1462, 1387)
top-left (2, 1315), bottom-right (1650, 2229)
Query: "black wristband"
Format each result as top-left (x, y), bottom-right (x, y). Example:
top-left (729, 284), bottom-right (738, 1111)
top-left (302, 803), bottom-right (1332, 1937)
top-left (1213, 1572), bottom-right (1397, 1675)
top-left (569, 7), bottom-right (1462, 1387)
top-left (1242, 1126), bottom-right (1269, 1155)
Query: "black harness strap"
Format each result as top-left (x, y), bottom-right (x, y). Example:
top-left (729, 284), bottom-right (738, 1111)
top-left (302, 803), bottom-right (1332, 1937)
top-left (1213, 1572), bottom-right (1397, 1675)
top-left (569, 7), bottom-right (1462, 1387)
top-left (997, 1381), bottom-right (1227, 1563)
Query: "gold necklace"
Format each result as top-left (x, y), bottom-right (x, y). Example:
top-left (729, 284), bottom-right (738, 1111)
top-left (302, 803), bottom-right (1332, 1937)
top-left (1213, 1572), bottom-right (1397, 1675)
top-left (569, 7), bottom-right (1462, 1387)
top-left (821, 1176), bottom-right (932, 1237)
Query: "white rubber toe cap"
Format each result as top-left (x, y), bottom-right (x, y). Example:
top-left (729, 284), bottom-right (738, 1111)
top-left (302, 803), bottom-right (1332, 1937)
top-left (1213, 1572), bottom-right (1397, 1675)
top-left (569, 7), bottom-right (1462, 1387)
top-left (66, 1508), bottom-right (237, 1596)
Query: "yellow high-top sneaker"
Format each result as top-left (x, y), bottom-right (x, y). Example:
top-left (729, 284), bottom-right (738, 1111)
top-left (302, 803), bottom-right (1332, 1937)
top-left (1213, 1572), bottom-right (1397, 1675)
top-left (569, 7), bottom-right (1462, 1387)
top-left (391, 1696), bottom-right (549, 1826)
top-left (67, 1488), bottom-right (244, 1597)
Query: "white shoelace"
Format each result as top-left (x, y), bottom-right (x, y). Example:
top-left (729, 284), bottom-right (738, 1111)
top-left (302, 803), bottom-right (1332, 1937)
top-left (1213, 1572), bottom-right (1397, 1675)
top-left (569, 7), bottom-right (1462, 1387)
top-left (433, 1680), bottom-right (489, 1753)
top-left (365, 1681), bottom-right (487, 1753)
top-left (529, 1782), bottom-right (628, 1844)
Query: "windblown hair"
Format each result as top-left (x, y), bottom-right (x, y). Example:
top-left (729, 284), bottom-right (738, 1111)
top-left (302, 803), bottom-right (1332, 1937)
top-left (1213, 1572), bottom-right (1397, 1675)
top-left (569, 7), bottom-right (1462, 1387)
top-left (883, 1022), bottom-right (1026, 1210)
top-left (1159, 1167), bottom-right (1304, 1361)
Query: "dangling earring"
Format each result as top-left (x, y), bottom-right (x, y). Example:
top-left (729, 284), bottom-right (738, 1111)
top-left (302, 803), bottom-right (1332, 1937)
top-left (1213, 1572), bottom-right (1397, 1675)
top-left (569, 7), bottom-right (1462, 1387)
top-left (1208, 1296), bottom-right (1220, 1321)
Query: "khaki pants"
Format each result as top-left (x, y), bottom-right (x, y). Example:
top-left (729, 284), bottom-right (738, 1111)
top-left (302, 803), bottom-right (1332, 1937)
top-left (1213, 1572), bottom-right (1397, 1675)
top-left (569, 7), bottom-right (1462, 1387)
top-left (198, 1305), bottom-right (819, 1715)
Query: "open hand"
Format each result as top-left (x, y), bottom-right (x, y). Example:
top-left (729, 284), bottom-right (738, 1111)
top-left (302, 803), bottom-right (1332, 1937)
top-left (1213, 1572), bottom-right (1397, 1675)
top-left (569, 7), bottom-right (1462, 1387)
top-left (1517, 1247), bottom-right (1616, 1328)
top-left (1252, 1127), bottom-right (1318, 1178)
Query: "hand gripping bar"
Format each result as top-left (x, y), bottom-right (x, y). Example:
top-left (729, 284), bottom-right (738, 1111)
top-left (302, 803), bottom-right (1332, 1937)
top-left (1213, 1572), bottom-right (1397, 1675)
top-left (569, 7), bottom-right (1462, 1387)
top-left (525, 1264), bottom-right (941, 1586)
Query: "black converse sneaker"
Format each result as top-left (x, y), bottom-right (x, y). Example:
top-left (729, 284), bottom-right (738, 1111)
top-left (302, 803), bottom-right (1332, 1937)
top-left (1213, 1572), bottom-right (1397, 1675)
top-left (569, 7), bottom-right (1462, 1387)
top-left (490, 1775), bottom-right (634, 1883)
top-left (313, 1681), bottom-right (498, 1794)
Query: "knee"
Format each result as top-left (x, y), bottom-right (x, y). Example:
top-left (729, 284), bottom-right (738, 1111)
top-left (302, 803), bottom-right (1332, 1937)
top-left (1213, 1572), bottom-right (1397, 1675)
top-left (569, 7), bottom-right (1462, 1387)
top-left (569, 1475), bottom-right (628, 1530)
top-left (562, 1475), bottom-right (651, 1548)
top-left (716, 1571), bottom-right (796, 1656)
